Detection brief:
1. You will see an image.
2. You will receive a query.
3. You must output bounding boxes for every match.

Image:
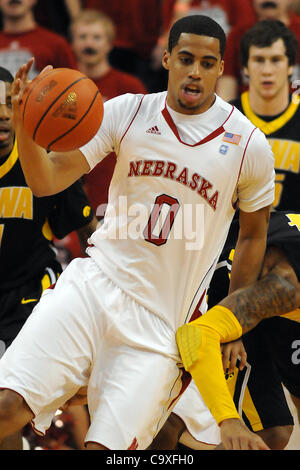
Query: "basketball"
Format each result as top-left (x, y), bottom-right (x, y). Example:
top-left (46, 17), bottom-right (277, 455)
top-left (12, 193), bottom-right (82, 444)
top-left (20, 68), bottom-right (104, 152)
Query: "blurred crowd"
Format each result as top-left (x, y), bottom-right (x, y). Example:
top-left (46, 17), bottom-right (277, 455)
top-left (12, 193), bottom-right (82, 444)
top-left (1, 0), bottom-right (300, 450)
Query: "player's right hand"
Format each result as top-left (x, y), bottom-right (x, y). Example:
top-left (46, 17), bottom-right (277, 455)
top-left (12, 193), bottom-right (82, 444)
top-left (219, 418), bottom-right (270, 450)
top-left (11, 58), bottom-right (53, 129)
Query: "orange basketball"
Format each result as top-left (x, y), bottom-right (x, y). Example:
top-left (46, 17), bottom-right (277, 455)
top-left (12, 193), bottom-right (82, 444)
top-left (20, 68), bottom-right (103, 152)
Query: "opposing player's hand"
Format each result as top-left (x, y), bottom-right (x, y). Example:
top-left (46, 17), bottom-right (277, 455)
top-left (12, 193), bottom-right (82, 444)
top-left (221, 338), bottom-right (247, 374)
top-left (220, 418), bottom-right (270, 450)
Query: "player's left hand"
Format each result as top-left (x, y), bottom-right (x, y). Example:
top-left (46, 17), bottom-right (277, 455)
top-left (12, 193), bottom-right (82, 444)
top-left (221, 338), bottom-right (247, 374)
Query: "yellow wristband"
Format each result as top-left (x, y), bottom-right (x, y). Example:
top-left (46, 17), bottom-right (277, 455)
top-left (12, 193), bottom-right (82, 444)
top-left (194, 305), bottom-right (243, 343)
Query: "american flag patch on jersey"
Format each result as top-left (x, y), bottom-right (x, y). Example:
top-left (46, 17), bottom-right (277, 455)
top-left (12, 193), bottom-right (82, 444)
top-left (222, 132), bottom-right (241, 145)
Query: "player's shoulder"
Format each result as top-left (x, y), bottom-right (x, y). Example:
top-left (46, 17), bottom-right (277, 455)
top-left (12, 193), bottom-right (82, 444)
top-left (104, 91), bottom-right (165, 115)
top-left (217, 94), bottom-right (260, 146)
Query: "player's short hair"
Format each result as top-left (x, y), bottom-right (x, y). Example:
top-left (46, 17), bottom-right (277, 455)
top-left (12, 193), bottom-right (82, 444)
top-left (168, 15), bottom-right (226, 59)
top-left (70, 9), bottom-right (116, 44)
top-left (0, 66), bottom-right (13, 83)
top-left (240, 20), bottom-right (298, 67)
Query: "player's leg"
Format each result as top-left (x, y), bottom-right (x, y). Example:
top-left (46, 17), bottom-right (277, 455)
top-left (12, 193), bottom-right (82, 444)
top-left (0, 258), bottom-right (102, 445)
top-left (239, 321), bottom-right (294, 450)
top-left (0, 389), bottom-right (34, 443)
top-left (85, 292), bottom-right (186, 450)
top-left (148, 413), bottom-right (186, 450)
top-left (0, 265), bottom-right (62, 450)
top-left (261, 316), bottom-right (300, 434)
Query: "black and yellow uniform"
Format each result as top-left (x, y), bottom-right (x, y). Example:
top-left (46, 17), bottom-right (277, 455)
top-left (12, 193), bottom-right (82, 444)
top-left (208, 211), bottom-right (300, 431)
top-left (232, 92), bottom-right (300, 211)
top-left (0, 140), bottom-right (94, 351)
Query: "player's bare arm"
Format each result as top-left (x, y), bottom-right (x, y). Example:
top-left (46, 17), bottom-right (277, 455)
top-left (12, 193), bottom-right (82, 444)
top-left (228, 205), bottom-right (271, 293)
top-left (12, 59), bottom-right (90, 196)
top-left (220, 246), bottom-right (300, 334)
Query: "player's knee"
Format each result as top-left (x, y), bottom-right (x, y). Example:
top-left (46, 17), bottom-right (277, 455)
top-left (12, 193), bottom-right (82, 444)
top-left (257, 425), bottom-right (293, 450)
top-left (0, 389), bottom-right (25, 422)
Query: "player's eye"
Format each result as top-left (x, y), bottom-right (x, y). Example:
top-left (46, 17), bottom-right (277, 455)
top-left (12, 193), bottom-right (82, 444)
top-left (179, 56), bottom-right (193, 65)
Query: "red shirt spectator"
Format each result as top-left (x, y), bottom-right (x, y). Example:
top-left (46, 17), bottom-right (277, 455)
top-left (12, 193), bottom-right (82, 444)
top-left (0, 26), bottom-right (77, 77)
top-left (82, 0), bottom-right (162, 59)
top-left (162, 0), bottom-right (256, 36)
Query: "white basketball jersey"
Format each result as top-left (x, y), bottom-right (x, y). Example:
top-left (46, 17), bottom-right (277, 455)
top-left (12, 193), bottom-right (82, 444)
top-left (81, 92), bottom-right (274, 331)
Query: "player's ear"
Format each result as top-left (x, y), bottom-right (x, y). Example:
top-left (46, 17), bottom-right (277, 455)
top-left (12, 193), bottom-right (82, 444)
top-left (218, 60), bottom-right (224, 77)
top-left (243, 66), bottom-right (249, 79)
top-left (162, 50), bottom-right (171, 71)
top-left (288, 64), bottom-right (294, 80)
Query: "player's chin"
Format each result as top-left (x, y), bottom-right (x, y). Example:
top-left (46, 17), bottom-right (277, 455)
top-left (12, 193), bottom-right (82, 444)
top-left (177, 98), bottom-right (203, 113)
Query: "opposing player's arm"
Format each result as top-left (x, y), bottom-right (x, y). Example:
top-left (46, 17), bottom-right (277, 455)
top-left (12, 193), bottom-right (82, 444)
top-left (228, 205), bottom-right (271, 293)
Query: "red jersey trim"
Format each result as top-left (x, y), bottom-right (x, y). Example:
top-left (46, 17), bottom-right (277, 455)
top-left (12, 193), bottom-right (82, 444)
top-left (189, 289), bottom-right (206, 323)
top-left (167, 369), bottom-right (191, 411)
top-left (235, 127), bottom-right (257, 191)
top-left (161, 102), bottom-right (234, 147)
top-left (120, 95), bottom-right (145, 144)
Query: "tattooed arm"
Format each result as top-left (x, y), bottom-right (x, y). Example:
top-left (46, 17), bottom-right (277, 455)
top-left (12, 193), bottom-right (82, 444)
top-left (219, 246), bottom-right (300, 334)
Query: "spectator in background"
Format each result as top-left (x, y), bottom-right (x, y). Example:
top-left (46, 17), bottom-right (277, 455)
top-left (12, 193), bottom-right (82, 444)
top-left (0, 0), bottom-right (77, 78)
top-left (80, 0), bottom-right (162, 92)
top-left (217, 0), bottom-right (300, 101)
top-left (64, 9), bottom-right (147, 259)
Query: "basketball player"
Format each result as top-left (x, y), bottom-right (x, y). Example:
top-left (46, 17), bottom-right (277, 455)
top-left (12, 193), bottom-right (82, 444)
top-left (231, 19), bottom-right (300, 211)
top-left (0, 66), bottom-right (97, 450)
top-left (151, 210), bottom-right (300, 450)
top-left (0, 16), bottom-right (275, 450)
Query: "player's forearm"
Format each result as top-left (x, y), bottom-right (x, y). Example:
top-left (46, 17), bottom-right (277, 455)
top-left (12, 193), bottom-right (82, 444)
top-left (229, 236), bottom-right (267, 294)
top-left (15, 125), bottom-right (90, 196)
top-left (221, 269), bottom-right (297, 334)
top-left (176, 314), bottom-right (241, 425)
top-left (16, 125), bottom-right (59, 196)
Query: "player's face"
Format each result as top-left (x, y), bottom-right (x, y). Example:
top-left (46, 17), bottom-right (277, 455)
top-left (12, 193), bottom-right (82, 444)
top-left (0, 81), bottom-right (14, 158)
top-left (0, 0), bottom-right (37, 18)
top-left (163, 33), bottom-right (224, 115)
top-left (245, 39), bottom-right (293, 100)
top-left (72, 21), bottom-right (112, 67)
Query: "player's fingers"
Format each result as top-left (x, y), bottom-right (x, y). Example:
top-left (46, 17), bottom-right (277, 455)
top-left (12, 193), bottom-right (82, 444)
top-left (221, 349), bottom-right (230, 372)
top-left (229, 351), bottom-right (238, 374)
top-left (40, 65), bottom-right (53, 76)
top-left (239, 350), bottom-right (247, 370)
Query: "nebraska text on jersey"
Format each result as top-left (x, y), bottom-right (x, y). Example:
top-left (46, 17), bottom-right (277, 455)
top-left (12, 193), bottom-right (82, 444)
top-left (128, 160), bottom-right (219, 210)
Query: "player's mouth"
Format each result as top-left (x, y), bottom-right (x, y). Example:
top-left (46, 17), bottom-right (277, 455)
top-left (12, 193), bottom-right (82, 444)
top-left (0, 126), bottom-right (11, 142)
top-left (181, 84), bottom-right (202, 104)
top-left (261, 80), bottom-right (274, 89)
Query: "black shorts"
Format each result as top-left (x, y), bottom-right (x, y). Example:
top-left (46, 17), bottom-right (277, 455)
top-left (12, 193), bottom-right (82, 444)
top-left (230, 316), bottom-right (300, 431)
top-left (0, 262), bottom-right (61, 355)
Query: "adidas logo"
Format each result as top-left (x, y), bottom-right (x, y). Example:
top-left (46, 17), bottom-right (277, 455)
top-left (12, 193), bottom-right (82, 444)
top-left (146, 125), bottom-right (161, 135)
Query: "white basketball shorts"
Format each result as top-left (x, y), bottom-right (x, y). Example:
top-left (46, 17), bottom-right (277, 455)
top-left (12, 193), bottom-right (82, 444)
top-left (173, 379), bottom-right (221, 448)
top-left (0, 257), bottom-right (188, 449)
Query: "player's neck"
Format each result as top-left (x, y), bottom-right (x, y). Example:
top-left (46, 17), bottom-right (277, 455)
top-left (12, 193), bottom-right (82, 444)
top-left (3, 13), bottom-right (36, 34)
top-left (248, 86), bottom-right (290, 116)
top-left (77, 59), bottom-right (111, 80)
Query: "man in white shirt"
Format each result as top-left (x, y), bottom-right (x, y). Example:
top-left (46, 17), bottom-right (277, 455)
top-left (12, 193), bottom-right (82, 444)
top-left (0, 15), bottom-right (274, 450)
